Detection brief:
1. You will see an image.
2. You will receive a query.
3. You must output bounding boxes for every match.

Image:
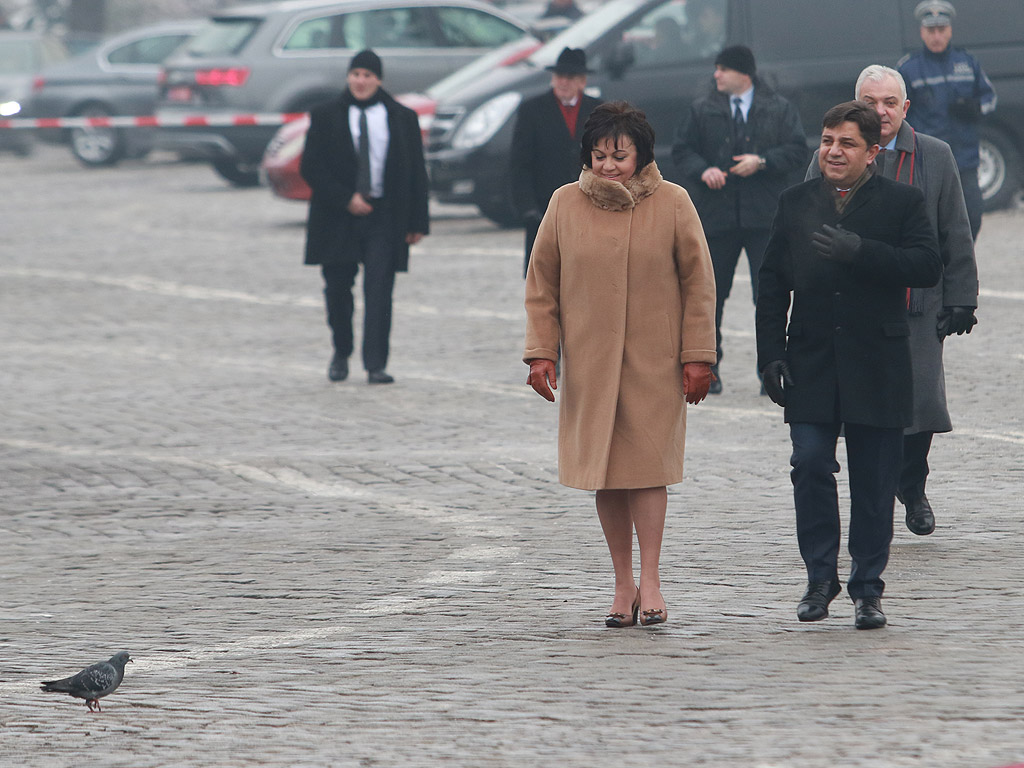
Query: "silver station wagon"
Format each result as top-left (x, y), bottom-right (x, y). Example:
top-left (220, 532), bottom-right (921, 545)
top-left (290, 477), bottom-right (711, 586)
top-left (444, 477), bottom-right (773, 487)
top-left (155, 0), bottom-right (536, 186)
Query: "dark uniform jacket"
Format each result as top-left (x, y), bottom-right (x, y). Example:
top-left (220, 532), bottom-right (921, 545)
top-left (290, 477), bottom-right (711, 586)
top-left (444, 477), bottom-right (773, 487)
top-left (755, 174), bottom-right (942, 428)
top-left (671, 81), bottom-right (807, 236)
top-left (301, 89), bottom-right (429, 272)
top-left (510, 90), bottom-right (602, 221)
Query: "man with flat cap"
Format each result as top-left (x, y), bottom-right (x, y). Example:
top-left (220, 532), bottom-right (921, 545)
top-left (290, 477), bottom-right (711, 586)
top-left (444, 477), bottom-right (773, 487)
top-left (301, 49), bottom-right (429, 384)
top-left (511, 47), bottom-right (601, 276)
top-left (672, 45), bottom-right (806, 394)
top-left (899, 0), bottom-right (996, 240)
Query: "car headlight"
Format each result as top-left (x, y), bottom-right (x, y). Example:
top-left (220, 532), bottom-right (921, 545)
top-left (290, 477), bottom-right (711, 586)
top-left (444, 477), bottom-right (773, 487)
top-left (0, 101), bottom-right (22, 117)
top-left (451, 91), bottom-right (521, 151)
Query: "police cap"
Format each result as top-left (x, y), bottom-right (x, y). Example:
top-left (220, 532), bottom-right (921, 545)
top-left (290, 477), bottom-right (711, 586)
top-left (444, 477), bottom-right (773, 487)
top-left (915, 0), bottom-right (955, 27)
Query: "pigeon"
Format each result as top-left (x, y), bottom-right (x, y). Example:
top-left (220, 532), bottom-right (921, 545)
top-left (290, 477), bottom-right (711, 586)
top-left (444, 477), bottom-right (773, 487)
top-left (40, 652), bottom-right (132, 712)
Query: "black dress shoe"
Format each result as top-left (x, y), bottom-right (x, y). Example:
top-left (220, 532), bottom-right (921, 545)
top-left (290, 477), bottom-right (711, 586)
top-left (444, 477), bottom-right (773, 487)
top-left (854, 596), bottom-right (887, 629)
top-left (367, 370), bottom-right (395, 384)
top-left (709, 364), bottom-right (722, 395)
top-left (905, 495), bottom-right (935, 535)
top-left (327, 355), bottom-right (348, 382)
top-left (797, 579), bottom-right (841, 622)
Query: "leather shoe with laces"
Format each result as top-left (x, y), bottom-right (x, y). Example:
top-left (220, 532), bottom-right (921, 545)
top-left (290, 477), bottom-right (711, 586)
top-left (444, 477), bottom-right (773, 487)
top-left (797, 579), bottom-right (841, 622)
top-left (327, 355), bottom-right (348, 382)
top-left (905, 495), bottom-right (935, 535)
top-left (367, 370), bottom-right (395, 384)
top-left (854, 596), bottom-right (887, 629)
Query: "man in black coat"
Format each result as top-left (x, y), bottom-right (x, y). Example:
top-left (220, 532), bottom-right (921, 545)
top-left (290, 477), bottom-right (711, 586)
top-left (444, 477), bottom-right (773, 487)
top-left (756, 102), bottom-right (941, 630)
top-left (301, 49), bottom-right (429, 384)
top-left (510, 47), bottom-right (601, 277)
top-left (673, 45), bottom-right (806, 394)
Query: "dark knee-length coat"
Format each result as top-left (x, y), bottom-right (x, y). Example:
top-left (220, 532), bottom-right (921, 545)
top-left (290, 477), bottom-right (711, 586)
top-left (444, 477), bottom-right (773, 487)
top-left (756, 174), bottom-right (942, 428)
top-left (300, 89), bottom-right (429, 272)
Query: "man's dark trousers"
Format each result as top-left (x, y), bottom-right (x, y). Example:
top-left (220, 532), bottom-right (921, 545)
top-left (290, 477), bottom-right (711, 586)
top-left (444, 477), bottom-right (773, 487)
top-left (707, 228), bottom-right (770, 361)
top-left (321, 202), bottom-right (395, 373)
top-left (790, 421), bottom-right (903, 599)
top-left (959, 166), bottom-right (982, 241)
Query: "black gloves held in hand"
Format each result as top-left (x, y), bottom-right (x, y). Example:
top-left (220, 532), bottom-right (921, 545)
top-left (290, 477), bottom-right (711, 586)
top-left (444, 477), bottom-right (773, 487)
top-left (761, 360), bottom-right (794, 407)
top-left (811, 224), bottom-right (862, 263)
top-left (936, 306), bottom-right (978, 340)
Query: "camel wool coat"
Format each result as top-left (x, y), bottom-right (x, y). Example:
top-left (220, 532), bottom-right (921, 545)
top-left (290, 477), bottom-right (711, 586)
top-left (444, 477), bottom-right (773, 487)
top-left (523, 162), bottom-right (717, 490)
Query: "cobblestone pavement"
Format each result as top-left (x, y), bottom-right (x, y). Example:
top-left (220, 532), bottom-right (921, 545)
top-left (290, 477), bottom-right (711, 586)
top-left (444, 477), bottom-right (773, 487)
top-left (1, 147), bottom-right (1022, 767)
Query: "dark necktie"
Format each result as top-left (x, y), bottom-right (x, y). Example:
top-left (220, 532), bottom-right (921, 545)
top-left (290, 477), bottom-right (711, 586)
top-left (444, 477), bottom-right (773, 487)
top-left (732, 97), bottom-right (747, 153)
top-left (356, 108), bottom-right (371, 198)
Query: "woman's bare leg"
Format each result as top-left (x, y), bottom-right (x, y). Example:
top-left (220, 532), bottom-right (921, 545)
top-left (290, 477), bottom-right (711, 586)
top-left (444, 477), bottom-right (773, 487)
top-left (596, 489), bottom-right (638, 615)
top-left (630, 486), bottom-right (668, 615)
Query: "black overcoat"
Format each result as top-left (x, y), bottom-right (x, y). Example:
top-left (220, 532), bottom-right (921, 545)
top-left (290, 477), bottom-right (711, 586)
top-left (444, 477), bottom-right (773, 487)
top-left (301, 90), bottom-right (429, 272)
top-left (671, 82), bottom-right (807, 235)
top-left (755, 175), bottom-right (942, 428)
top-left (510, 90), bottom-right (602, 219)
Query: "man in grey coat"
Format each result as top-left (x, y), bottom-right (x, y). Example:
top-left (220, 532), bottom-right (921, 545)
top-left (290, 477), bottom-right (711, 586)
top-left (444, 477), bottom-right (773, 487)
top-left (806, 65), bottom-right (978, 535)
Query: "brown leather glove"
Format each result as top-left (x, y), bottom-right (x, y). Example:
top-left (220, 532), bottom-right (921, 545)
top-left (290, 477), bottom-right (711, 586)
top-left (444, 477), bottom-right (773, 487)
top-left (683, 362), bottom-right (715, 404)
top-left (527, 359), bottom-right (557, 402)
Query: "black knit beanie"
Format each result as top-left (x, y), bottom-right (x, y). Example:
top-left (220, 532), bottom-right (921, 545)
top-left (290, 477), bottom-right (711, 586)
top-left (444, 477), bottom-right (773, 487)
top-left (715, 45), bottom-right (756, 77)
top-left (349, 49), bottom-right (383, 79)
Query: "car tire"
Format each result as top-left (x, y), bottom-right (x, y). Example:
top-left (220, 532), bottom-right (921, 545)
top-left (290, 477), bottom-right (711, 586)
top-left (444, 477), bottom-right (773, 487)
top-left (476, 189), bottom-right (520, 229)
top-left (70, 106), bottom-right (126, 167)
top-left (212, 158), bottom-right (261, 187)
top-left (979, 125), bottom-right (1022, 212)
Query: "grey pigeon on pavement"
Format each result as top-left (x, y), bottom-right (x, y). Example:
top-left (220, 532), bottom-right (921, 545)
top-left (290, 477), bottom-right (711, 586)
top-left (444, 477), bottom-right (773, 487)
top-left (41, 651), bottom-right (132, 712)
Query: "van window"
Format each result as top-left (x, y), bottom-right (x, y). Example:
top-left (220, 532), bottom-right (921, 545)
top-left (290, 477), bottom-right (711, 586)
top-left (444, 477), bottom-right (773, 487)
top-left (435, 7), bottom-right (524, 48)
top-left (750, 1), bottom-right (899, 61)
top-left (627, 0), bottom-right (726, 68)
top-left (186, 18), bottom-right (261, 57)
top-left (107, 34), bottom-right (191, 65)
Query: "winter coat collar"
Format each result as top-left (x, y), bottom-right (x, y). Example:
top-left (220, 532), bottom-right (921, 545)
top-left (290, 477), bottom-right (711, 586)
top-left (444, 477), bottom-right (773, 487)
top-left (579, 161), bottom-right (663, 212)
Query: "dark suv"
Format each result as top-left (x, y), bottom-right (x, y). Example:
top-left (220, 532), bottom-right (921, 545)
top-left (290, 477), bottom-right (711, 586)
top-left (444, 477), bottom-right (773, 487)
top-left (155, 0), bottom-right (535, 186)
top-left (428, 0), bottom-right (1024, 226)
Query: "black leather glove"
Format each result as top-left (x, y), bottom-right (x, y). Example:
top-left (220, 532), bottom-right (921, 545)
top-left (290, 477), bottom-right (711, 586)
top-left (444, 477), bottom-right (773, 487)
top-left (811, 224), bottom-right (861, 263)
top-left (761, 360), bottom-right (794, 407)
top-left (936, 306), bottom-right (978, 339)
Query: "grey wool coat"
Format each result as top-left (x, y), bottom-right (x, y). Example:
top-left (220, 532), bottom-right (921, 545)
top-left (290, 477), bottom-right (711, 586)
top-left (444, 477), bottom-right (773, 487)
top-left (807, 121), bottom-right (978, 434)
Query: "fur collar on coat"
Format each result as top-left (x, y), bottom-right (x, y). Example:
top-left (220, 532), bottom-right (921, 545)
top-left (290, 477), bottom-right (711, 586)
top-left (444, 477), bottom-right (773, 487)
top-left (578, 161), bottom-right (663, 212)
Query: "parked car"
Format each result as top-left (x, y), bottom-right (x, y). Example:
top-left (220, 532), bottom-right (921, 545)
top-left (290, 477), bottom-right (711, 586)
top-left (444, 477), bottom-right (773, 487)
top-left (261, 35), bottom-right (542, 200)
top-left (28, 20), bottom-right (200, 166)
top-left (0, 30), bottom-right (68, 156)
top-left (427, 0), bottom-right (1024, 226)
top-left (156, 0), bottom-right (538, 187)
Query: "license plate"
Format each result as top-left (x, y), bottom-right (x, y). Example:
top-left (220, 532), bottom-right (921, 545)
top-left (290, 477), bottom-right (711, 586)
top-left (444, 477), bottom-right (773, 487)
top-left (166, 86), bottom-right (193, 102)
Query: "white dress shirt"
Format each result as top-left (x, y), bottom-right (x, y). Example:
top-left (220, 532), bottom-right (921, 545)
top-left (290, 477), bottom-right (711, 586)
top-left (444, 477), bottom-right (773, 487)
top-left (348, 101), bottom-right (389, 199)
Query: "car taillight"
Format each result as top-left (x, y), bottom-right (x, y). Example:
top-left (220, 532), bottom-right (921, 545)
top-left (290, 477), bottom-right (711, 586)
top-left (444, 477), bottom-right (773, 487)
top-left (32, 76), bottom-right (45, 92)
top-left (157, 70), bottom-right (166, 86)
top-left (194, 67), bottom-right (250, 87)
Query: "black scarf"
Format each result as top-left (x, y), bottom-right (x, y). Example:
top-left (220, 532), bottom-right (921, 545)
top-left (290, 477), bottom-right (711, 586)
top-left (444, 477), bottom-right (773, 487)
top-left (341, 87), bottom-right (386, 110)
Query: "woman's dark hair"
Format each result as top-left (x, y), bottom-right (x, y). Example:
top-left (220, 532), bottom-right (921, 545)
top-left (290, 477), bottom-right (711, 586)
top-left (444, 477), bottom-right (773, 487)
top-left (579, 101), bottom-right (656, 173)
top-left (821, 100), bottom-right (882, 148)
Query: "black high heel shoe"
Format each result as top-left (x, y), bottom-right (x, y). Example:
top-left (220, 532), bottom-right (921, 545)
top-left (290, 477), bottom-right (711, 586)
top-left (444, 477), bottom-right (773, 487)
top-left (605, 589), bottom-right (640, 628)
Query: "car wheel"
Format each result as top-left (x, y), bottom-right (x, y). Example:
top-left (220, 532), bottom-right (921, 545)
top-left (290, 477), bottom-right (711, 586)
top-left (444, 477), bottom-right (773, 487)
top-left (70, 107), bottom-right (126, 167)
top-left (212, 158), bottom-right (261, 187)
top-left (979, 125), bottom-right (1022, 212)
top-left (476, 190), bottom-right (520, 229)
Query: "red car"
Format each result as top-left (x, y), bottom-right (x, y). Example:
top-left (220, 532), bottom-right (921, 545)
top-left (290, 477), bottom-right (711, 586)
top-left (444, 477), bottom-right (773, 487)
top-left (261, 37), bottom-right (541, 201)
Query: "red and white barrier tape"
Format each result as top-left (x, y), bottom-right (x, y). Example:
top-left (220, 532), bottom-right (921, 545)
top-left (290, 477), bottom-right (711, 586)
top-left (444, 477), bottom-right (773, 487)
top-left (0, 112), bottom-right (307, 129)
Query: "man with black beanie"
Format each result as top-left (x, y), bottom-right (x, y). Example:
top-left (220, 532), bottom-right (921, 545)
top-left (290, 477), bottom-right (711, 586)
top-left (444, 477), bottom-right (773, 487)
top-left (672, 45), bottom-right (806, 394)
top-left (301, 49), bottom-right (429, 384)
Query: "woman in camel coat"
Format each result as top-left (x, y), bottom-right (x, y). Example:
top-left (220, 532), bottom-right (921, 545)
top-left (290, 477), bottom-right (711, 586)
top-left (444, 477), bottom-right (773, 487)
top-left (524, 102), bottom-right (717, 627)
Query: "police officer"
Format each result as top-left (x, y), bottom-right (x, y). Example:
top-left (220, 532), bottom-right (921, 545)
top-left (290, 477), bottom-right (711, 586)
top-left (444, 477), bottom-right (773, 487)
top-left (898, 0), bottom-right (996, 240)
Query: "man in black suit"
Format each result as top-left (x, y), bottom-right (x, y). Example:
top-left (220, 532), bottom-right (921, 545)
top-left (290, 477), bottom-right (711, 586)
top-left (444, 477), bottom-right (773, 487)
top-left (301, 49), bottom-right (429, 384)
top-left (510, 47), bottom-right (601, 277)
top-left (756, 102), bottom-right (942, 630)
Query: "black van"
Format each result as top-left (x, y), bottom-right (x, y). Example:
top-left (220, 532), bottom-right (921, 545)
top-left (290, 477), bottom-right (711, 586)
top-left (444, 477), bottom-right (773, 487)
top-left (427, 0), bottom-right (1023, 226)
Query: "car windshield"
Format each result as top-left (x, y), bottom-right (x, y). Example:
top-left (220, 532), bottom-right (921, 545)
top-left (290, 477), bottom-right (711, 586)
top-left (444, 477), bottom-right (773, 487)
top-left (184, 17), bottom-right (261, 57)
top-left (527, 0), bottom-right (647, 67)
top-left (0, 39), bottom-right (38, 74)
